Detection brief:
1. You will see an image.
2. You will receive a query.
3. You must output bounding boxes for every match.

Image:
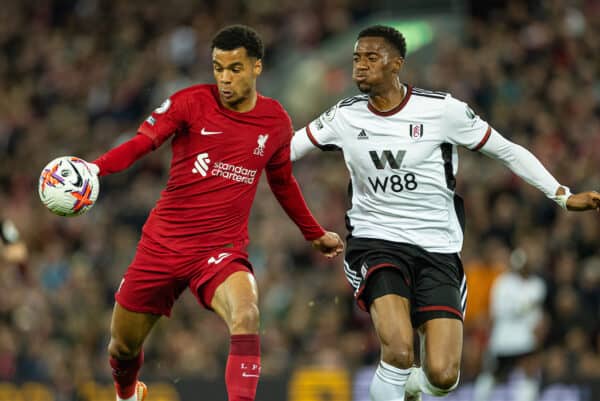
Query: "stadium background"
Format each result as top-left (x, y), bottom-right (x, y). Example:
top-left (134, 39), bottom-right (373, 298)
top-left (1, 0), bottom-right (599, 400)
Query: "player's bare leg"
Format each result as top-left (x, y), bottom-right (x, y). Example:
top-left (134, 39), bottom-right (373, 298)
top-left (108, 302), bottom-right (160, 401)
top-left (211, 270), bottom-right (261, 401)
top-left (405, 318), bottom-right (462, 399)
top-left (369, 294), bottom-right (414, 400)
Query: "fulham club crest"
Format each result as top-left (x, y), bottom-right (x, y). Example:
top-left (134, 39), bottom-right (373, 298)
top-left (409, 124), bottom-right (424, 139)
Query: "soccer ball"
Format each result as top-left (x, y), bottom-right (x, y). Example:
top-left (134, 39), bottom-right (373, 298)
top-left (38, 156), bottom-right (100, 217)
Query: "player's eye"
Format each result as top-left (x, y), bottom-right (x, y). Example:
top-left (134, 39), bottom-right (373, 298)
top-left (368, 56), bottom-right (378, 62)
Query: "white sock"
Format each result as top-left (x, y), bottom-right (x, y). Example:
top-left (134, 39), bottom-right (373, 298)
top-left (117, 393), bottom-right (137, 401)
top-left (405, 366), bottom-right (459, 397)
top-left (369, 360), bottom-right (410, 401)
top-left (472, 372), bottom-right (495, 401)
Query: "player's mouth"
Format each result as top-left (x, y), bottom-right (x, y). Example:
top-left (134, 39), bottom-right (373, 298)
top-left (220, 89), bottom-right (234, 99)
top-left (354, 75), bottom-right (368, 82)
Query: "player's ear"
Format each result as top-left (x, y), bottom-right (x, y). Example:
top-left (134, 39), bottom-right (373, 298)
top-left (253, 59), bottom-right (263, 76)
top-left (391, 56), bottom-right (404, 75)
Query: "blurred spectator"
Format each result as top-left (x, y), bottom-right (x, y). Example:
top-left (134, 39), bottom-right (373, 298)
top-left (473, 248), bottom-right (547, 401)
top-left (461, 237), bottom-right (508, 380)
top-left (0, 219), bottom-right (28, 268)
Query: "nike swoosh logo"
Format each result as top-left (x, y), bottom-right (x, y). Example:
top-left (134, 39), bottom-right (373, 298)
top-left (67, 160), bottom-right (83, 187)
top-left (208, 252), bottom-right (231, 265)
top-left (201, 128), bottom-right (223, 135)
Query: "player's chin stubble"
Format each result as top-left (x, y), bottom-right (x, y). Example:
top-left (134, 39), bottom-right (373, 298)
top-left (356, 82), bottom-right (371, 94)
top-left (228, 87), bottom-right (253, 108)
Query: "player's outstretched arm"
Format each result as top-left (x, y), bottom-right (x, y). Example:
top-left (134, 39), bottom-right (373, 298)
top-left (311, 231), bottom-right (344, 259)
top-left (92, 134), bottom-right (154, 176)
top-left (266, 143), bottom-right (345, 258)
top-left (478, 131), bottom-right (600, 212)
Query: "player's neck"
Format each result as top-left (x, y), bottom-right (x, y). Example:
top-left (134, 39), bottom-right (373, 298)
top-left (368, 84), bottom-right (406, 113)
top-left (221, 90), bottom-right (258, 113)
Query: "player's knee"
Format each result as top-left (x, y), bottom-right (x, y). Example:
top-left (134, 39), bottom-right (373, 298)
top-left (230, 303), bottom-right (260, 333)
top-left (108, 337), bottom-right (141, 360)
top-left (426, 362), bottom-right (460, 390)
top-left (380, 338), bottom-right (414, 369)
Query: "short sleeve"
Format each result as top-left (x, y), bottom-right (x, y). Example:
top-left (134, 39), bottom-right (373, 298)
top-left (138, 92), bottom-right (190, 148)
top-left (303, 103), bottom-right (344, 151)
top-left (443, 95), bottom-right (491, 151)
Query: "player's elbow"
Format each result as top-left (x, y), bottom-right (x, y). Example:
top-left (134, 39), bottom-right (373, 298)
top-left (268, 177), bottom-right (287, 190)
top-left (267, 170), bottom-right (293, 189)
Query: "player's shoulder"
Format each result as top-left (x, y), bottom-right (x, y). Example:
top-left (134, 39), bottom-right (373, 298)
top-left (410, 86), bottom-right (471, 115)
top-left (410, 86), bottom-right (449, 101)
top-left (259, 94), bottom-right (287, 114)
top-left (317, 94), bottom-right (368, 123)
top-left (338, 94), bottom-right (369, 109)
top-left (412, 87), bottom-right (469, 109)
top-left (170, 84), bottom-right (216, 101)
top-left (257, 94), bottom-right (292, 125)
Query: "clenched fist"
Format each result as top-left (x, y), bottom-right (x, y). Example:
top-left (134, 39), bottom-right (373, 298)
top-left (312, 231), bottom-right (345, 259)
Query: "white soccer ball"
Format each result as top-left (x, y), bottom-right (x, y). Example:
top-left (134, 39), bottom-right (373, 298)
top-left (38, 156), bottom-right (100, 217)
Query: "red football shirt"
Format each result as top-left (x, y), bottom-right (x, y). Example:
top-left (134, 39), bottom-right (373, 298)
top-left (100, 84), bottom-right (324, 254)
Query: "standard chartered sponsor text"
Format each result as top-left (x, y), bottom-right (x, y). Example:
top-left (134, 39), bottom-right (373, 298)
top-left (211, 161), bottom-right (257, 184)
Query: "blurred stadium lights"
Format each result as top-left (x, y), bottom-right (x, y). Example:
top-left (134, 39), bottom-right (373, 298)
top-left (377, 19), bottom-right (434, 54)
top-left (266, 13), bottom-right (461, 125)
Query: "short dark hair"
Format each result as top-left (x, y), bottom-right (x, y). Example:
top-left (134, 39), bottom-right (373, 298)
top-left (358, 25), bottom-right (407, 58)
top-left (211, 25), bottom-right (264, 60)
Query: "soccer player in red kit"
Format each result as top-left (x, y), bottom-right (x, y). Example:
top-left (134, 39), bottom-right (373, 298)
top-left (88, 25), bottom-right (344, 401)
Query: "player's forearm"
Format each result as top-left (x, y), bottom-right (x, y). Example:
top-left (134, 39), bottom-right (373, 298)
top-left (480, 130), bottom-right (562, 199)
top-left (93, 134), bottom-right (154, 176)
top-left (267, 170), bottom-right (326, 240)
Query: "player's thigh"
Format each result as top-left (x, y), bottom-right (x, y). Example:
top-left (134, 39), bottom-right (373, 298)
top-left (370, 293), bottom-right (413, 348)
top-left (210, 268), bottom-right (259, 333)
top-left (110, 302), bottom-right (161, 355)
top-left (368, 271), bottom-right (415, 368)
top-left (420, 318), bottom-right (463, 374)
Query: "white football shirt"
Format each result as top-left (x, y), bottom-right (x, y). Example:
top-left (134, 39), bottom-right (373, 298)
top-left (292, 86), bottom-right (563, 253)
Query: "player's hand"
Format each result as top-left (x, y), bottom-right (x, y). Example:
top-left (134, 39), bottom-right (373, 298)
top-left (312, 231), bottom-right (344, 259)
top-left (566, 191), bottom-right (600, 211)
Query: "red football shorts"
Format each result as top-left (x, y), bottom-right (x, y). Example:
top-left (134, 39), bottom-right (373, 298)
top-left (115, 239), bottom-right (252, 316)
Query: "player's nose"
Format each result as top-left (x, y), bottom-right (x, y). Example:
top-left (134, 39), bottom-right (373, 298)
top-left (354, 63), bottom-right (368, 73)
top-left (219, 70), bottom-right (233, 83)
top-left (354, 58), bottom-right (368, 70)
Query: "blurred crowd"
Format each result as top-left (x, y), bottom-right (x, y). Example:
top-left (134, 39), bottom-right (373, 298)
top-left (1, 0), bottom-right (599, 398)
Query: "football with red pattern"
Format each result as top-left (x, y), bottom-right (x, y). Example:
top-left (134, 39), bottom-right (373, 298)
top-left (38, 156), bottom-right (99, 217)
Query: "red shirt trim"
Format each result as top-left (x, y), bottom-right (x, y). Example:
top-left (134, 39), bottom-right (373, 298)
top-left (367, 85), bottom-right (413, 116)
top-left (305, 125), bottom-right (323, 149)
top-left (471, 126), bottom-right (492, 151)
top-left (416, 305), bottom-right (463, 320)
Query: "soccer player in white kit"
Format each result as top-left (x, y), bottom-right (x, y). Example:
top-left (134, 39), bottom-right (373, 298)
top-left (291, 25), bottom-right (600, 401)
